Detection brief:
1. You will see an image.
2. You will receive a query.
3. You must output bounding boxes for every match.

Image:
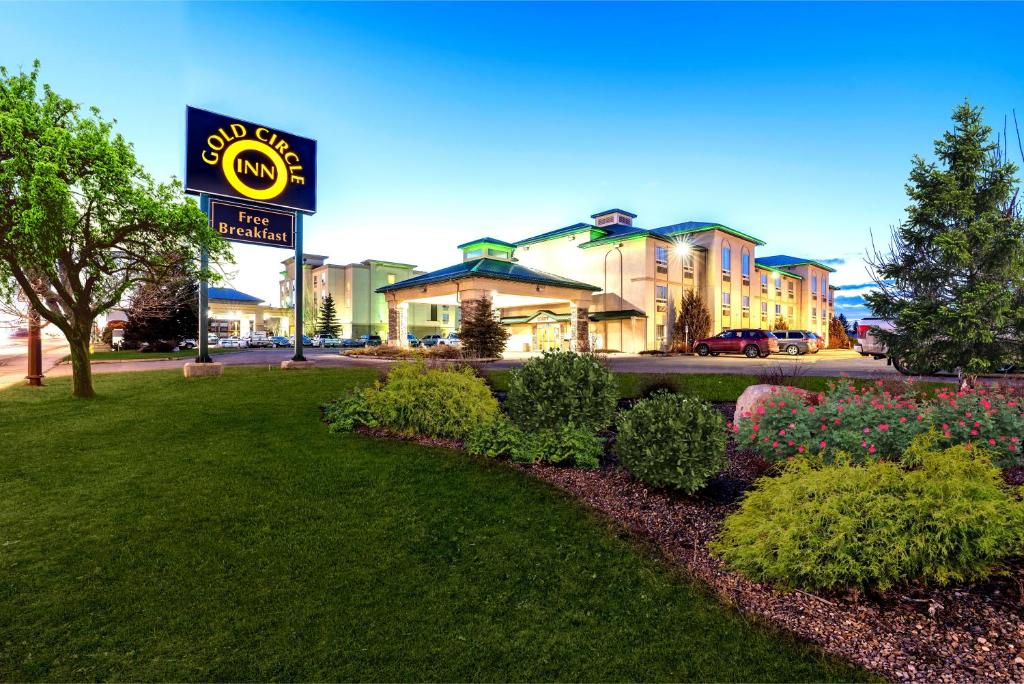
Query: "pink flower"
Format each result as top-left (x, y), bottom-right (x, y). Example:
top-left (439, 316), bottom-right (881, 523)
top-left (807, 406), bottom-right (815, 413)
top-left (899, 417), bottom-right (908, 424)
top-left (988, 439), bottom-right (997, 446)
top-left (797, 446), bottom-right (805, 454)
top-left (878, 423), bottom-right (889, 431)
top-left (756, 406), bottom-right (766, 415)
top-left (779, 429), bottom-right (786, 436)
top-left (772, 441), bottom-right (779, 449)
top-left (868, 445), bottom-right (877, 454)
top-left (863, 427), bottom-right (871, 434)
top-left (820, 440), bottom-right (827, 448)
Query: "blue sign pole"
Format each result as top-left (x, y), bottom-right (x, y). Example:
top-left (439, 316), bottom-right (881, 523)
top-left (197, 193), bottom-right (212, 363)
top-left (292, 211), bottom-right (305, 362)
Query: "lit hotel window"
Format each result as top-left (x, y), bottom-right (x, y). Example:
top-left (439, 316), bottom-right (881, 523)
top-left (812, 275), bottom-right (818, 295)
top-left (760, 273), bottom-right (768, 295)
top-left (742, 295), bottom-right (750, 318)
top-left (722, 244), bottom-right (732, 281)
top-left (741, 252), bottom-right (750, 285)
top-left (722, 291), bottom-right (731, 317)
top-left (387, 273), bottom-right (397, 285)
top-left (655, 247), bottom-right (668, 274)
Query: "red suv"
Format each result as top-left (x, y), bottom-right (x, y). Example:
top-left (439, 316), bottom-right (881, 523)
top-left (694, 329), bottom-right (779, 358)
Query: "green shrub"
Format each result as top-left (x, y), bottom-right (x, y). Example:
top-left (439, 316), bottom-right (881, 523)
top-left (465, 413), bottom-right (527, 460)
top-left (506, 351), bottom-right (618, 432)
top-left (713, 439), bottom-right (1024, 592)
top-left (616, 393), bottom-right (726, 493)
top-left (526, 424), bottom-right (603, 469)
top-left (362, 359), bottom-right (498, 439)
top-left (322, 390), bottom-right (378, 433)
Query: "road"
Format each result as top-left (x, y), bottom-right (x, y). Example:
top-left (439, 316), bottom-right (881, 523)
top-left (31, 346), bottom-right (950, 383)
top-left (0, 336), bottom-right (69, 391)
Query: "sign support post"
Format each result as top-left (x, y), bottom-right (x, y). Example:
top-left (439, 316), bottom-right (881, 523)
top-left (292, 212), bottom-right (305, 362)
top-left (196, 193), bottom-right (212, 364)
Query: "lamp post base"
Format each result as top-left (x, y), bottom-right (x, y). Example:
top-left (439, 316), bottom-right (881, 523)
top-left (280, 359), bottom-right (316, 370)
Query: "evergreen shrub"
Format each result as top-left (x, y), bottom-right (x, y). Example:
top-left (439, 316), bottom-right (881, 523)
top-left (713, 438), bottom-right (1024, 592)
top-left (506, 351), bottom-right (617, 432)
top-left (616, 393), bottom-right (726, 493)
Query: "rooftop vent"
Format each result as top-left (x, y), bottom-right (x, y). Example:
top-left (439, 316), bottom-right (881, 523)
top-left (590, 208), bottom-right (636, 228)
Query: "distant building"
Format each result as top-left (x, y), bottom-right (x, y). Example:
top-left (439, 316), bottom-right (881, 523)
top-left (377, 208), bottom-right (838, 352)
top-left (279, 255), bottom-right (458, 338)
top-left (207, 287), bottom-right (291, 338)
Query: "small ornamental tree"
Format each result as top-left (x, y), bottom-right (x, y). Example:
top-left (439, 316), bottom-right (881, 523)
top-left (123, 265), bottom-right (198, 347)
top-left (866, 102), bottom-right (1024, 385)
top-left (459, 296), bottom-right (509, 358)
top-left (673, 289), bottom-right (711, 351)
top-left (316, 293), bottom-right (340, 337)
top-left (0, 62), bottom-right (230, 397)
top-left (827, 315), bottom-right (850, 349)
top-left (773, 315), bottom-right (788, 331)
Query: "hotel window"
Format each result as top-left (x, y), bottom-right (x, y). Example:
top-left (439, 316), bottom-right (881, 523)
top-left (656, 285), bottom-right (668, 312)
top-left (812, 307), bottom-right (817, 321)
top-left (466, 249), bottom-right (483, 259)
top-left (760, 273), bottom-right (768, 295)
top-left (487, 248), bottom-right (510, 259)
top-left (387, 273), bottom-right (397, 285)
top-left (742, 295), bottom-right (750, 317)
top-left (774, 276), bottom-right (782, 296)
top-left (721, 243), bottom-right (732, 281)
top-left (656, 324), bottom-right (666, 345)
top-left (442, 313), bottom-right (450, 324)
top-left (683, 255), bottom-right (694, 279)
top-left (655, 246), bottom-right (668, 274)
top-left (741, 251), bottom-right (751, 285)
top-left (787, 282), bottom-right (795, 299)
top-left (760, 301), bottom-right (769, 322)
top-left (775, 303), bottom-right (782, 315)
top-left (722, 292), bottom-right (731, 316)
top-left (811, 275), bottom-right (818, 295)
top-left (429, 304), bottom-right (438, 321)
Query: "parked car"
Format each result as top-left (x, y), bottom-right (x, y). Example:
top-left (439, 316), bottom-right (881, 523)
top-left (207, 333), bottom-right (221, 345)
top-left (312, 334), bottom-right (342, 348)
top-left (407, 333), bottom-right (421, 348)
top-left (772, 330), bottom-right (819, 356)
top-left (288, 335), bottom-right (314, 347)
top-left (694, 329), bottom-right (779, 358)
top-left (420, 334), bottom-right (442, 347)
top-left (218, 337), bottom-right (246, 348)
top-left (111, 329), bottom-right (125, 350)
top-left (359, 334), bottom-right (382, 347)
top-left (179, 338), bottom-right (197, 350)
top-left (854, 317), bottom-right (894, 359)
top-left (269, 336), bottom-right (290, 348)
top-left (245, 333), bottom-right (275, 348)
top-left (340, 337), bottom-right (364, 348)
top-left (437, 332), bottom-right (460, 347)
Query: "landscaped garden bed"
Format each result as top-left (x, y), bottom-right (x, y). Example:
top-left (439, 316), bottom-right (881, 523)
top-left (324, 354), bottom-right (1024, 682)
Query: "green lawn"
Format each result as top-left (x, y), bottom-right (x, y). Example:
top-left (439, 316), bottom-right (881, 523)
top-left (0, 368), bottom-right (867, 682)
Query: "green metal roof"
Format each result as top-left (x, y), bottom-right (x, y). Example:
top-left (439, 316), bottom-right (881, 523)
top-left (514, 223), bottom-right (603, 247)
top-left (500, 310), bottom-right (572, 324)
top-left (456, 237), bottom-right (518, 251)
top-left (753, 262), bottom-right (804, 280)
top-left (589, 309), bottom-right (647, 321)
top-left (375, 257), bottom-right (601, 293)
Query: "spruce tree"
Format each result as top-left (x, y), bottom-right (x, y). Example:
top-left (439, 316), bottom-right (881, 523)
top-left (316, 293), bottom-right (340, 337)
top-left (773, 316), bottom-right (788, 331)
top-left (673, 290), bottom-right (711, 352)
top-left (866, 102), bottom-right (1024, 384)
top-left (827, 315), bottom-right (850, 349)
top-left (459, 296), bottom-right (509, 358)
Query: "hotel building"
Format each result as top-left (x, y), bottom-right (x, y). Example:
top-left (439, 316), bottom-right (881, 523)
top-left (377, 208), bottom-right (837, 353)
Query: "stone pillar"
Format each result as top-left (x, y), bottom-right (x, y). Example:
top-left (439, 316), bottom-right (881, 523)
top-left (387, 303), bottom-right (400, 346)
top-left (397, 303), bottom-right (409, 347)
top-left (571, 301), bottom-right (590, 352)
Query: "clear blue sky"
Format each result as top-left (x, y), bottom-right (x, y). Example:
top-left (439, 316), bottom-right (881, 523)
top-left (4, 1), bottom-right (1023, 319)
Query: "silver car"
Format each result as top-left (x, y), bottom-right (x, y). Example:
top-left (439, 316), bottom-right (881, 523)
top-left (772, 330), bottom-right (819, 355)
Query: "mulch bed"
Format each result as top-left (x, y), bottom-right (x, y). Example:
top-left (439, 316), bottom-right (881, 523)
top-left (521, 402), bottom-right (1024, 683)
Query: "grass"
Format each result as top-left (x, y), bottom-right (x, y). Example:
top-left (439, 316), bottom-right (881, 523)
top-left (68, 348), bottom-right (241, 362)
top-left (0, 368), bottom-right (867, 682)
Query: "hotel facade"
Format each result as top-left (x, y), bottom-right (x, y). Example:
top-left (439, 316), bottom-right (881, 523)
top-left (377, 209), bottom-right (837, 353)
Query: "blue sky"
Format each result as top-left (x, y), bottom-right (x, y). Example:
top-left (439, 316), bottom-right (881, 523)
top-left (4, 1), bottom-right (1023, 320)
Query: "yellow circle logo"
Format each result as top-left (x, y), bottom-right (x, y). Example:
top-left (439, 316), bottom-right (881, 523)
top-left (221, 139), bottom-right (289, 201)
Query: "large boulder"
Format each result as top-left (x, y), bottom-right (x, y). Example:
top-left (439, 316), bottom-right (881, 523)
top-left (734, 384), bottom-right (818, 425)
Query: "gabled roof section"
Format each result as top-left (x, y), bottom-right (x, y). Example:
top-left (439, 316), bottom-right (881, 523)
top-left (375, 258), bottom-right (601, 293)
top-left (501, 310), bottom-right (572, 324)
top-left (514, 223), bottom-right (602, 247)
top-left (456, 237), bottom-right (517, 250)
top-left (652, 221), bottom-right (767, 246)
top-left (208, 287), bottom-right (264, 304)
top-left (756, 255), bottom-right (838, 273)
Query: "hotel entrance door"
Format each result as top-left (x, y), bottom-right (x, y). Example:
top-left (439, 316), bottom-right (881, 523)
top-left (535, 322), bottom-right (561, 351)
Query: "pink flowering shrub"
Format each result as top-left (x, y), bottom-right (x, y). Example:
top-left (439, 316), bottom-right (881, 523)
top-left (735, 382), bottom-right (1024, 467)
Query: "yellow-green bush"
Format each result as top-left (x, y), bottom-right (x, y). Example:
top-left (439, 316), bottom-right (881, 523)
top-left (361, 359), bottom-right (498, 439)
top-left (713, 439), bottom-right (1024, 592)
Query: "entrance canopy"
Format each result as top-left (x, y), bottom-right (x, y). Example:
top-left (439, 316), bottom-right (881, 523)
top-left (376, 257), bottom-right (600, 350)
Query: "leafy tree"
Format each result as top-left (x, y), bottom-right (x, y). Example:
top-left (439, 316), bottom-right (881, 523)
top-left (836, 312), bottom-right (851, 335)
top-left (773, 315), bottom-right (788, 331)
top-left (827, 315), bottom-right (851, 349)
top-left (866, 102), bottom-right (1024, 385)
top-left (316, 293), bottom-right (340, 337)
top-left (672, 289), bottom-right (710, 352)
top-left (459, 296), bottom-right (509, 358)
top-left (123, 266), bottom-right (198, 348)
top-left (0, 62), bottom-right (228, 396)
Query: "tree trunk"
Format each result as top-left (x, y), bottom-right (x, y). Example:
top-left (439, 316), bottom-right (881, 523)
top-left (67, 330), bottom-right (95, 398)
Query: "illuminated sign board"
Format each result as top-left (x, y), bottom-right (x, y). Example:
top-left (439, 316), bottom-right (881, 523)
top-left (209, 199), bottom-right (295, 249)
top-left (185, 106), bottom-right (317, 213)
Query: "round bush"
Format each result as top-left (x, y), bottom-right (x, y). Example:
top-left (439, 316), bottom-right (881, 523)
top-left (712, 440), bottom-right (1024, 592)
top-left (616, 393), bottom-right (726, 493)
top-left (362, 359), bottom-right (498, 439)
top-left (505, 351), bottom-right (618, 432)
